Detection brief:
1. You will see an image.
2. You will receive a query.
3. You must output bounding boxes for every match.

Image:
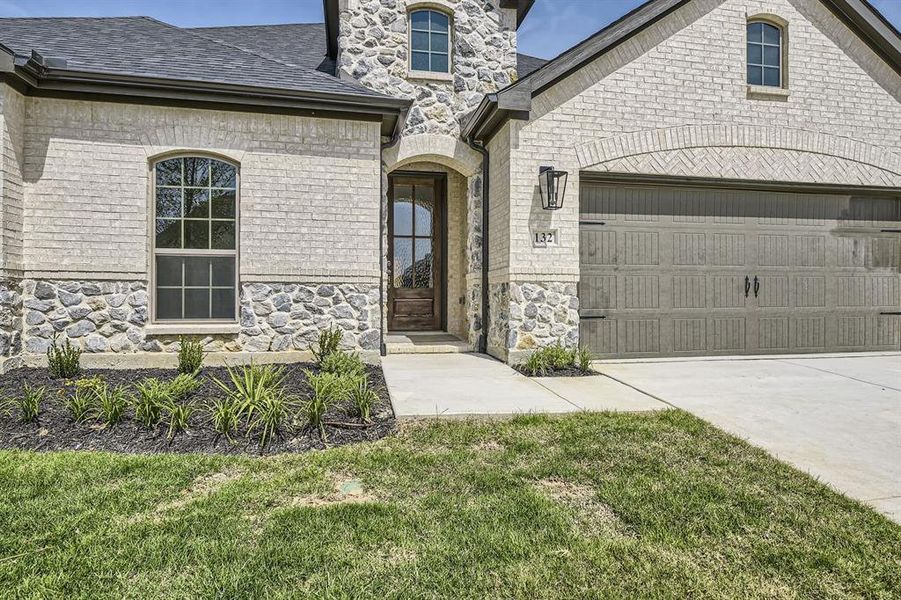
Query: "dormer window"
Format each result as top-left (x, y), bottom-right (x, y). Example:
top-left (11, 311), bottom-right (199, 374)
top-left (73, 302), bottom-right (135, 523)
top-left (410, 9), bottom-right (450, 73)
top-left (747, 21), bottom-right (783, 87)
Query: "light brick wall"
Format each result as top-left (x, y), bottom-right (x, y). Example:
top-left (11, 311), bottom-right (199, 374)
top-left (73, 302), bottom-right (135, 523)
top-left (0, 83), bottom-right (25, 277)
top-left (23, 97), bottom-right (382, 283)
top-left (508, 0), bottom-right (901, 279)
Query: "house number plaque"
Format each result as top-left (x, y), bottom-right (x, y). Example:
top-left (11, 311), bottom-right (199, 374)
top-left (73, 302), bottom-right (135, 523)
top-left (532, 229), bottom-right (558, 248)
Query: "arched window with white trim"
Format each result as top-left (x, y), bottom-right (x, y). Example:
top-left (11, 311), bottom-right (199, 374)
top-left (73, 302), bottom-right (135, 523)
top-left (152, 155), bottom-right (238, 322)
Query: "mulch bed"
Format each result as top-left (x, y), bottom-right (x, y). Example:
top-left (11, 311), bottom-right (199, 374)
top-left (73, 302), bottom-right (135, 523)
top-left (0, 364), bottom-right (395, 456)
top-left (513, 366), bottom-right (598, 377)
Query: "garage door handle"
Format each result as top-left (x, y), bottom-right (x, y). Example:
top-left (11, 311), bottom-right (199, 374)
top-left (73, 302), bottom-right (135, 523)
top-left (880, 311), bottom-right (901, 315)
top-left (744, 276), bottom-right (751, 298)
top-left (753, 276), bottom-right (760, 298)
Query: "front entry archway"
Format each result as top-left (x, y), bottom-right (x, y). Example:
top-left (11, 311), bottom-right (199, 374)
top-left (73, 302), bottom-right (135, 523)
top-left (387, 172), bottom-right (446, 331)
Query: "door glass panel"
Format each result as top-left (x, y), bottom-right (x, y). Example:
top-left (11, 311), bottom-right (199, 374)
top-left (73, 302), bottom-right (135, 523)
top-left (393, 237), bottom-right (413, 288)
top-left (414, 238), bottom-right (433, 288)
top-left (393, 184), bottom-right (413, 236)
top-left (414, 185), bottom-right (434, 236)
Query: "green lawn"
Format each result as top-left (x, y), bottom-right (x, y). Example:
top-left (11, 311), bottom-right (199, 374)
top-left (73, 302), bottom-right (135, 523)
top-left (1, 411), bottom-right (898, 599)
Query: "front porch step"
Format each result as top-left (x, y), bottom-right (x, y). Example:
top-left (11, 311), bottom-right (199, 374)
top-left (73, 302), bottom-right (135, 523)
top-left (384, 332), bottom-right (472, 355)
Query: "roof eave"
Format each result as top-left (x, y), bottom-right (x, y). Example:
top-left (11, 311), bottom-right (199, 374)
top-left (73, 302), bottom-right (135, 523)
top-left (12, 64), bottom-right (412, 135)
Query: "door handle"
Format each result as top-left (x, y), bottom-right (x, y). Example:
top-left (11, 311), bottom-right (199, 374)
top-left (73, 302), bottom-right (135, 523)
top-left (744, 276), bottom-right (751, 298)
top-left (753, 276), bottom-right (760, 298)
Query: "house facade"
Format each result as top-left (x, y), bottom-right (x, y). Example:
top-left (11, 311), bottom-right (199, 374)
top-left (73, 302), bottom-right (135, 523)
top-left (0, 0), bottom-right (898, 371)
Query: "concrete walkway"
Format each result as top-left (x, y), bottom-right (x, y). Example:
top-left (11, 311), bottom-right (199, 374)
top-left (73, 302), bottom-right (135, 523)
top-left (597, 353), bottom-right (901, 523)
top-left (382, 353), bottom-right (666, 418)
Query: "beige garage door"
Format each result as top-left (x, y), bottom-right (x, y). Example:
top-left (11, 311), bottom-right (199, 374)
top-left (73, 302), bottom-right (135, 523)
top-left (579, 182), bottom-right (901, 358)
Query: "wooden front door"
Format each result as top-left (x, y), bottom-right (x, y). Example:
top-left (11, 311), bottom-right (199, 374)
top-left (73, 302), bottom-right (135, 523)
top-left (388, 174), bottom-right (444, 331)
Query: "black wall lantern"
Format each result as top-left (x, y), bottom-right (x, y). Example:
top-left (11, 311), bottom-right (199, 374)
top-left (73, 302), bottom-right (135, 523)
top-left (539, 166), bottom-right (568, 210)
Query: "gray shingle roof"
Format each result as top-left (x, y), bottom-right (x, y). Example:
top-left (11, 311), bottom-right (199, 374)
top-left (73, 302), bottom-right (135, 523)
top-left (0, 16), bottom-right (549, 98)
top-left (515, 53), bottom-right (548, 78)
top-left (0, 16), bottom-right (387, 98)
top-left (192, 23), bottom-right (336, 75)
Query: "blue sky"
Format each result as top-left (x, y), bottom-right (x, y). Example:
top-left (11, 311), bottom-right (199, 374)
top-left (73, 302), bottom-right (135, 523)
top-left (0, 0), bottom-right (899, 59)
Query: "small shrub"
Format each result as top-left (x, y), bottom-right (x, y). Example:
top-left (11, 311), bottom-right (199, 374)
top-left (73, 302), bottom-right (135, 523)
top-left (303, 370), bottom-right (353, 439)
top-left (347, 378), bottom-right (378, 423)
top-left (520, 343), bottom-right (595, 376)
top-left (575, 347), bottom-right (593, 372)
top-left (320, 350), bottom-right (366, 379)
top-left (133, 378), bottom-right (170, 428)
top-left (0, 395), bottom-right (12, 419)
top-left (311, 327), bottom-right (343, 365)
top-left (166, 373), bottom-right (202, 402)
top-left (208, 397), bottom-right (240, 440)
top-left (543, 344), bottom-right (576, 371)
top-left (163, 401), bottom-right (194, 441)
top-left (247, 391), bottom-right (292, 448)
top-left (64, 377), bottom-right (102, 423)
top-left (177, 337), bottom-right (204, 374)
top-left (47, 335), bottom-right (81, 379)
top-left (97, 384), bottom-right (130, 425)
top-left (522, 351), bottom-right (549, 377)
top-left (212, 362), bottom-right (285, 421)
top-left (17, 384), bottom-right (44, 423)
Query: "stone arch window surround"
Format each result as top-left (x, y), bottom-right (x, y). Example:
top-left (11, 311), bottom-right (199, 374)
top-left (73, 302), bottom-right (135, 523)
top-left (747, 13), bottom-right (789, 96)
top-left (408, 1), bottom-right (454, 81)
top-left (149, 152), bottom-right (240, 324)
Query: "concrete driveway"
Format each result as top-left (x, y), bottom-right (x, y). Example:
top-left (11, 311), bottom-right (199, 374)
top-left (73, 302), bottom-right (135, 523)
top-left (598, 353), bottom-right (901, 522)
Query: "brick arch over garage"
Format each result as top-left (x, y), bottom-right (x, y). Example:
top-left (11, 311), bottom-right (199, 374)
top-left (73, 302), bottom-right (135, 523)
top-left (575, 125), bottom-right (901, 187)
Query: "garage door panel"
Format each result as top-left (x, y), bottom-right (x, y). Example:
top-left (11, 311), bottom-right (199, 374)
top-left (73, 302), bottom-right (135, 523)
top-left (794, 317), bottom-right (826, 350)
top-left (673, 232), bottom-right (706, 265)
top-left (619, 318), bottom-right (660, 354)
top-left (872, 315), bottom-right (901, 347)
top-left (795, 235), bottom-right (826, 266)
top-left (756, 275), bottom-right (790, 307)
top-left (710, 275), bottom-right (747, 308)
top-left (580, 182), bottom-right (900, 358)
top-left (623, 231), bottom-right (659, 265)
top-left (673, 275), bottom-right (706, 308)
top-left (673, 318), bottom-right (706, 352)
top-left (758, 317), bottom-right (791, 350)
top-left (707, 317), bottom-right (746, 351)
top-left (794, 276), bottom-right (826, 307)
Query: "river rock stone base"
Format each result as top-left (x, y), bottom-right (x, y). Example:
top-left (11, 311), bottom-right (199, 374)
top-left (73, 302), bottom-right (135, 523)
top-left (17, 280), bottom-right (381, 355)
top-left (509, 282), bottom-right (579, 351)
top-left (0, 279), bottom-right (22, 359)
top-left (239, 283), bottom-right (381, 352)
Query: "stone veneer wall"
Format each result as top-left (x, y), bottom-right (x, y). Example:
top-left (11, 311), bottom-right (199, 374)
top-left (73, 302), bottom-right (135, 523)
top-left (337, 0), bottom-right (518, 137)
top-left (0, 279), bottom-right (22, 361)
top-left (487, 281), bottom-right (579, 361)
top-left (508, 282), bottom-right (579, 351)
top-left (240, 283), bottom-right (380, 352)
top-left (19, 280), bottom-right (380, 355)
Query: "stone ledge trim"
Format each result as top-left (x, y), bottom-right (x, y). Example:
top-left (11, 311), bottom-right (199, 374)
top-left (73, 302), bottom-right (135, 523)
top-left (145, 323), bottom-right (241, 336)
top-left (576, 124), bottom-right (901, 176)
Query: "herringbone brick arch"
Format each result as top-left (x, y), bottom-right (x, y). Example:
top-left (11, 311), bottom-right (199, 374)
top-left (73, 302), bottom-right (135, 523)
top-left (586, 147), bottom-right (900, 187)
top-left (576, 125), bottom-right (901, 186)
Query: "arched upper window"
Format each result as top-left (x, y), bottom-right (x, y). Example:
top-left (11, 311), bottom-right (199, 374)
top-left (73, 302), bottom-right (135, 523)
top-left (410, 9), bottom-right (450, 73)
top-left (747, 21), bottom-right (783, 87)
top-left (153, 155), bottom-right (238, 322)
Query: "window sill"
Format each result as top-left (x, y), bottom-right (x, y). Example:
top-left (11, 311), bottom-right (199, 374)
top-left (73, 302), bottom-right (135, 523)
top-left (747, 85), bottom-right (790, 99)
top-left (145, 323), bottom-right (241, 336)
top-left (407, 69), bottom-right (453, 82)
